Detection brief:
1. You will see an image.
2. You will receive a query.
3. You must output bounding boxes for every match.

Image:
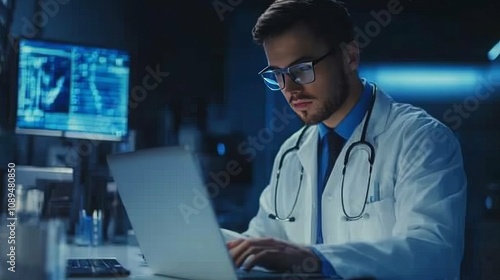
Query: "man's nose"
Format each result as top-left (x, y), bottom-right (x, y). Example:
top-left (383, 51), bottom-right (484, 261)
top-left (282, 74), bottom-right (303, 96)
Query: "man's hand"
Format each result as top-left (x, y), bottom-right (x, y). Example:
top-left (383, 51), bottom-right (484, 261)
top-left (227, 237), bottom-right (322, 272)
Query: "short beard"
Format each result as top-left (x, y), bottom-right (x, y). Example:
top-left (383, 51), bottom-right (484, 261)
top-left (300, 68), bottom-right (349, 125)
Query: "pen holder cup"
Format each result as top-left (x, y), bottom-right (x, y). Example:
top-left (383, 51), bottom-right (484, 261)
top-left (74, 216), bottom-right (92, 246)
top-left (74, 210), bottom-right (103, 246)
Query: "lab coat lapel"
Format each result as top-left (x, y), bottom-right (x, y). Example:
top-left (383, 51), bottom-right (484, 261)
top-left (296, 125), bottom-right (318, 244)
top-left (296, 125), bottom-right (318, 183)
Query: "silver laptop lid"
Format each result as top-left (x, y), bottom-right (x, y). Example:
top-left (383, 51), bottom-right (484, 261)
top-left (107, 146), bottom-right (238, 280)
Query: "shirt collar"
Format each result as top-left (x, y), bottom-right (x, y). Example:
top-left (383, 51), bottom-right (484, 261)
top-left (318, 79), bottom-right (372, 140)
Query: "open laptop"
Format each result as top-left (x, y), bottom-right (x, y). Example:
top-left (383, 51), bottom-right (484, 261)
top-left (107, 146), bottom-right (328, 280)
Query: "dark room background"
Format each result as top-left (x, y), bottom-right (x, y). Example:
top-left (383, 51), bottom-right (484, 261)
top-left (0, 0), bottom-right (499, 278)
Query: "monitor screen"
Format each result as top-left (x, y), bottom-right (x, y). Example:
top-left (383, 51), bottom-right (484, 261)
top-left (15, 38), bottom-right (130, 141)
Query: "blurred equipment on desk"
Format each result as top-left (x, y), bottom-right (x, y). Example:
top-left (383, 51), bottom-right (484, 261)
top-left (1, 166), bottom-right (76, 230)
top-left (1, 36), bottom-right (133, 248)
top-left (0, 218), bottom-right (67, 280)
top-left (15, 184), bottom-right (44, 224)
top-left (87, 177), bottom-right (131, 244)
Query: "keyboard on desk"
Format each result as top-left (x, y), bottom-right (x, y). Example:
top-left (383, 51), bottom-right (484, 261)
top-left (67, 258), bottom-right (130, 277)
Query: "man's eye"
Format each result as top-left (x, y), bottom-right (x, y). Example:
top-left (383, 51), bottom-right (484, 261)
top-left (297, 64), bottom-right (312, 72)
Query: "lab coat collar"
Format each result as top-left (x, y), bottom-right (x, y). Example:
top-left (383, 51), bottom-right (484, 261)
top-left (367, 86), bottom-right (392, 140)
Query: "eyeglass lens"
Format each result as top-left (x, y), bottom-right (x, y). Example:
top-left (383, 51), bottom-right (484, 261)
top-left (261, 63), bottom-right (315, 90)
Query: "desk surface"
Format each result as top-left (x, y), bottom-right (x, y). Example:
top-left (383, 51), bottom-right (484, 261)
top-left (68, 244), bottom-right (334, 280)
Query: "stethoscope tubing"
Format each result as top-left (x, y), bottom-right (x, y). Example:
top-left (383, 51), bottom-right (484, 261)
top-left (269, 83), bottom-right (378, 222)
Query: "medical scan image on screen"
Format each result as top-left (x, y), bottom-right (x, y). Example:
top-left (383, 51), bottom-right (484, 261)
top-left (16, 39), bottom-right (130, 140)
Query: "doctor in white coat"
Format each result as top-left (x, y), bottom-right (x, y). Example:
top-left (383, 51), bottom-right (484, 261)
top-left (227, 0), bottom-right (467, 279)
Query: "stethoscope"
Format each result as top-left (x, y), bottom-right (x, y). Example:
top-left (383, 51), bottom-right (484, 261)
top-left (268, 83), bottom-right (377, 222)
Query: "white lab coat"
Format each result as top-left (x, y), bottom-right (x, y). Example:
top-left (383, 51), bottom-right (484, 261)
top-left (243, 88), bottom-right (467, 279)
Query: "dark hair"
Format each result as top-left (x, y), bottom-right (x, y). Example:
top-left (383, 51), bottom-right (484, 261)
top-left (252, 0), bottom-right (354, 49)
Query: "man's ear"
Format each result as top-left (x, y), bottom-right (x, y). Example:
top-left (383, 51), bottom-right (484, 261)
top-left (338, 40), bottom-right (360, 74)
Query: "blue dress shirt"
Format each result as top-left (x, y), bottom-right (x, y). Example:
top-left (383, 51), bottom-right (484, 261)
top-left (311, 79), bottom-right (373, 276)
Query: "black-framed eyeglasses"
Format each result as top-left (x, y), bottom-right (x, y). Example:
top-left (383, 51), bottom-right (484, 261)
top-left (258, 49), bottom-right (333, 91)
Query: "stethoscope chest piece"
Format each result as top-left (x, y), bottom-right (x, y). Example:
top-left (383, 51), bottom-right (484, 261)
top-left (342, 212), bottom-right (370, 222)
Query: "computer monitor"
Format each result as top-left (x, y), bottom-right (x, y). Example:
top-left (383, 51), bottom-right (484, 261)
top-left (15, 38), bottom-right (130, 141)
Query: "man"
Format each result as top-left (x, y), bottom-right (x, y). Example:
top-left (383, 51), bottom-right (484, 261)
top-left (227, 0), bottom-right (467, 279)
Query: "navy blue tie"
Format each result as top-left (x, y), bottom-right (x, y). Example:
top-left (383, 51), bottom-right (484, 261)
top-left (317, 130), bottom-right (345, 244)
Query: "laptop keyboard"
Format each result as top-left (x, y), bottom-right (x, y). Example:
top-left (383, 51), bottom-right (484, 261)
top-left (67, 258), bottom-right (130, 277)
